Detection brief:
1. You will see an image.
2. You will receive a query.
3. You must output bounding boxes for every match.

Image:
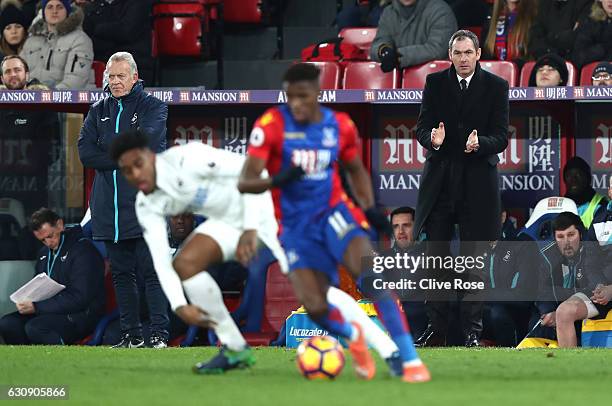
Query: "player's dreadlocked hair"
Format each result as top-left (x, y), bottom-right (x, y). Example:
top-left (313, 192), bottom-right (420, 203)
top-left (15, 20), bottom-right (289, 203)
top-left (283, 63), bottom-right (320, 84)
top-left (109, 130), bottom-right (150, 162)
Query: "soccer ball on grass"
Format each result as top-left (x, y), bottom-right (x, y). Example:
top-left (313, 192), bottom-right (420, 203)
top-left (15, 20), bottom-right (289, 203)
top-left (296, 336), bottom-right (345, 380)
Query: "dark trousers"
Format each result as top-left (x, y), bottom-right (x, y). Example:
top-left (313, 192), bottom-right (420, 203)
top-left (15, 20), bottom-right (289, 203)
top-left (483, 302), bottom-right (533, 347)
top-left (105, 238), bottom-right (169, 339)
top-left (402, 301), bottom-right (429, 340)
top-left (0, 312), bottom-right (96, 345)
top-left (424, 196), bottom-right (487, 340)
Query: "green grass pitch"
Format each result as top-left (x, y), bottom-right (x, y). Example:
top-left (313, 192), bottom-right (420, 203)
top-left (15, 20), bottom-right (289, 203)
top-left (1, 346), bottom-right (610, 406)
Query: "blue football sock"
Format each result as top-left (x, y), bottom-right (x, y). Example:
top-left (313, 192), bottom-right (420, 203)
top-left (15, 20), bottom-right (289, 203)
top-left (374, 294), bottom-right (419, 363)
top-left (310, 303), bottom-right (354, 339)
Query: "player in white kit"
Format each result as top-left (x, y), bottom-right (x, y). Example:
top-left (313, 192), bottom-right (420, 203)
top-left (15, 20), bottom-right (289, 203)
top-left (109, 130), bottom-right (286, 373)
top-left (110, 129), bottom-right (402, 375)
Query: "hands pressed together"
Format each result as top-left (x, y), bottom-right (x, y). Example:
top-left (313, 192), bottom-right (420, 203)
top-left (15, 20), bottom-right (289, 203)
top-left (430, 122), bottom-right (479, 153)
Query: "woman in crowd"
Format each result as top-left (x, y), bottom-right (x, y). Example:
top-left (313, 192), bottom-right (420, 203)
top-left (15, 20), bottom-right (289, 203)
top-left (0, 0), bottom-right (29, 59)
top-left (481, 0), bottom-right (537, 66)
top-left (20, 0), bottom-right (94, 89)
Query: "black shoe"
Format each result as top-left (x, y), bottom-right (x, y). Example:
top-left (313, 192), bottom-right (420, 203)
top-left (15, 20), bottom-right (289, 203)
top-left (415, 327), bottom-right (446, 347)
top-left (192, 346), bottom-right (255, 375)
top-left (385, 351), bottom-right (403, 377)
top-left (465, 333), bottom-right (481, 347)
top-left (111, 334), bottom-right (145, 348)
top-left (149, 333), bottom-right (168, 349)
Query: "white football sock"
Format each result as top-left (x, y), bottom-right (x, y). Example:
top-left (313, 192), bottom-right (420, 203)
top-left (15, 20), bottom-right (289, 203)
top-left (327, 287), bottom-right (398, 359)
top-left (182, 272), bottom-right (247, 351)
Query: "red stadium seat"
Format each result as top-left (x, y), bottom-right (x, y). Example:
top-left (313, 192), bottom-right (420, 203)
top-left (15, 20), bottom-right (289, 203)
top-left (579, 61), bottom-right (605, 86)
top-left (338, 27), bottom-right (377, 56)
top-left (343, 61), bottom-right (399, 89)
top-left (91, 61), bottom-right (105, 88)
top-left (224, 0), bottom-right (263, 23)
top-left (243, 262), bottom-right (300, 346)
top-left (480, 60), bottom-right (518, 87)
top-left (305, 61), bottom-right (342, 90)
top-left (152, 2), bottom-right (205, 57)
top-left (401, 60), bottom-right (451, 89)
top-left (519, 60), bottom-right (577, 87)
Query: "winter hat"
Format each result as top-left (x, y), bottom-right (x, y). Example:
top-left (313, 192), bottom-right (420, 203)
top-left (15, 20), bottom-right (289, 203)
top-left (0, 2), bottom-right (29, 33)
top-left (529, 53), bottom-right (569, 86)
top-left (41, 0), bottom-right (72, 17)
top-left (592, 62), bottom-right (611, 76)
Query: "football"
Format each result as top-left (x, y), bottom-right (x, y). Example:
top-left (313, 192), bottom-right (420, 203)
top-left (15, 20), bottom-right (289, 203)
top-left (296, 336), bottom-right (345, 380)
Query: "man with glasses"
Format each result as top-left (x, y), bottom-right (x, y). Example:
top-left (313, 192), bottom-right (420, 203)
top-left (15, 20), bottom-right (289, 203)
top-left (591, 62), bottom-right (611, 86)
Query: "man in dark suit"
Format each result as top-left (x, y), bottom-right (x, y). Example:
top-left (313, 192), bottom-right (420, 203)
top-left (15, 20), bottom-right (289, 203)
top-left (413, 30), bottom-right (509, 347)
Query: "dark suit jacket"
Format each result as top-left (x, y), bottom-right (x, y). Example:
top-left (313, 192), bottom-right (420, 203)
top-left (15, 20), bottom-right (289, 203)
top-left (414, 62), bottom-right (509, 241)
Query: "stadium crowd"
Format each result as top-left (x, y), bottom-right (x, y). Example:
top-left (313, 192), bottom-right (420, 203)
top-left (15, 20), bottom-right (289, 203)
top-left (0, 0), bottom-right (610, 350)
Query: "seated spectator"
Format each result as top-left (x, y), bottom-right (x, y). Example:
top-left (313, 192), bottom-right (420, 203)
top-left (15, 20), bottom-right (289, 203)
top-left (168, 213), bottom-right (195, 253)
top-left (481, 0), bottom-right (537, 65)
top-left (388, 206), bottom-right (428, 339)
top-left (538, 212), bottom-right (611, 347)
top-left (370, 0), bottom-right (457, 72)
top-left (0, 208), bottom-right (105, 345)
top-left (483, 238), bottom-right (540, 347)
top-left (20, 0), bottom-right (94, 89)
top-left (591, 61), bottom-right (612, 86)
top-left (529, 0), bottom-right (592, 60)
top-left (336, 0), bottom-right (390, 32)
top-left (0, 0), bottom-right (29, 60)
top-left (0, 54), bottom-right (49, 87)
top-left (563, 156), bottom-right (608, 230)
top-left (528, 53), bottom-right (569, 87)
top-left (390, 206), bottom-right (416, 251)
top-left (168, 213), bottom-right (247, 294)
top-left (79, 0), bottom-right (154, 85)
top-left (571, 0), bottom-right (612, 68)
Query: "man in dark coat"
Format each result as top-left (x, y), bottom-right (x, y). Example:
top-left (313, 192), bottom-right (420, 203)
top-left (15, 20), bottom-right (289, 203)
top-left (413, 29), bottom-right (509, 347)
top-left (77, 51), bottom-right (169, 348)
top-left (0, 208), bottom-right (105, 344)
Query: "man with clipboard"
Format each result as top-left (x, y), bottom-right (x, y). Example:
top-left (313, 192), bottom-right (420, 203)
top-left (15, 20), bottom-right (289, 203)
top-left (0, 208), bottom-right (105, 345)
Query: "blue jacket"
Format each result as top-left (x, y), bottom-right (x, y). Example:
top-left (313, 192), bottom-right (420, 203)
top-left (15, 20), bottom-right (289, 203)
top-left (78, 80), bottom-right (167, 241)
top-left (34, 225), bottom-right (105, 320)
